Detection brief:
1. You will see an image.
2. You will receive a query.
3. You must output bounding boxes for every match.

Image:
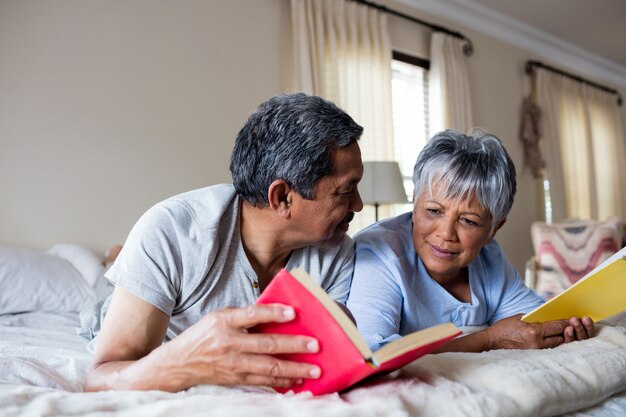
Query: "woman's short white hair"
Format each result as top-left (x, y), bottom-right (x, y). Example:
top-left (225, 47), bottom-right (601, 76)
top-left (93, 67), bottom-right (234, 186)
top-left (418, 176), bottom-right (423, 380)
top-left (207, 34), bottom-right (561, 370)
top-left (412, 129), bottom-right (516, 227)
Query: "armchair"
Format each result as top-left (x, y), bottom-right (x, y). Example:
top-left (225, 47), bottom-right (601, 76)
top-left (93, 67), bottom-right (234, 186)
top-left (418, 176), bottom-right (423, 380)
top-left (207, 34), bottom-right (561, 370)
top-left (525, 218), bottom-right (624, 299)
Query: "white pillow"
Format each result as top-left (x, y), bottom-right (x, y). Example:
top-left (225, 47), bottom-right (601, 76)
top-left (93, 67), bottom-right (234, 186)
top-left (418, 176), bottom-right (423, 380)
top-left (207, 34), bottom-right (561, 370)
top-left (46, 244), bottom-right (104, 287)
top-left (0, 245), bottom-right (96, 314)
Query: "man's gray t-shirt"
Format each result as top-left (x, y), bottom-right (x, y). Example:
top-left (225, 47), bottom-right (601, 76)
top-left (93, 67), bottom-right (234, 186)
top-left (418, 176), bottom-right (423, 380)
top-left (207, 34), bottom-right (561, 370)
top-left (106, 184), bottom-right (355, 340)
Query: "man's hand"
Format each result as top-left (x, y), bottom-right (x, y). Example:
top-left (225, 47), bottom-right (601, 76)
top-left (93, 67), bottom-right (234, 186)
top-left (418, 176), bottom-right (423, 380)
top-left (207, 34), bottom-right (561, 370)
top-left (161, 304), bottom-right (321, 389)
top-left (85, 287), bottom-right (321, 392)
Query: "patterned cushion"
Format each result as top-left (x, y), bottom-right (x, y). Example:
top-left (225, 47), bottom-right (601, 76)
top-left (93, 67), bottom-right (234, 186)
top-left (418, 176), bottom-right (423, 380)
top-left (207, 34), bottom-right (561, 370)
top-left (531, 218), bottom-right (623, 299)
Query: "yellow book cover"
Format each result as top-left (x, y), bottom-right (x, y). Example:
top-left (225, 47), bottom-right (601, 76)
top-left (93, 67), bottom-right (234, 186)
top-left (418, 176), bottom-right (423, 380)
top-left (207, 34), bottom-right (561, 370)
top-left (522, 246), bottom-right (626, 323)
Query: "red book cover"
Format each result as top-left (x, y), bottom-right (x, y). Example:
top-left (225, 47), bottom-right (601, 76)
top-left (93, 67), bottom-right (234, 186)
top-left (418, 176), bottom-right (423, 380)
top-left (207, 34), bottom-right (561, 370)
top-left (253, 269), bottom-right (460, 395)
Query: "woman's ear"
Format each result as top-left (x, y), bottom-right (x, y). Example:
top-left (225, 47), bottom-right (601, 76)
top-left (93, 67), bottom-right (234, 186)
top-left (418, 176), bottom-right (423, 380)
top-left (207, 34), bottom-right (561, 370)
top-left (267, 179), bottom-right (292, 217)
top-left (488, 217), bottom-right (507, 241)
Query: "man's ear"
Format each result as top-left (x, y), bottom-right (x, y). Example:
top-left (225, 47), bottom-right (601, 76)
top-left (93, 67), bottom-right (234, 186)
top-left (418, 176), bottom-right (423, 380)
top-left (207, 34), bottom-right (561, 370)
top-left (267, 179), bottom-right (292, 217)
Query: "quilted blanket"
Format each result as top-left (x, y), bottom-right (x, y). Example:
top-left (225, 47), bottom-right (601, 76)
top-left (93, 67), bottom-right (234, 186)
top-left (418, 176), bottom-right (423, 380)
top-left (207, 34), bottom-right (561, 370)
top-left (1, 313), bottom-right (625, 417)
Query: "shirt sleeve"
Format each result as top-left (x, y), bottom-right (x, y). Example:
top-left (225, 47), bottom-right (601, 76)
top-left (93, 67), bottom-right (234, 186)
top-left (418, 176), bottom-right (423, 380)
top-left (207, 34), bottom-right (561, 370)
top-left (488, 247), bottom-right (544, 324)
top-left (321, 239), bottom-right (355, 305)
top-left (347, 238), bottom-right (405, 351)
top-left (105, 203), bottom-right (185, 316)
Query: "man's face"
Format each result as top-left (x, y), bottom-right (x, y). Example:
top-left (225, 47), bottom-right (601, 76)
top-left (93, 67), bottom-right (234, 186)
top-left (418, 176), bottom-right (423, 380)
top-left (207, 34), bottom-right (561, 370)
top-left (411, 183), bottom-right (497, 284)
top-left (290, 142), bottom-right (364, 247)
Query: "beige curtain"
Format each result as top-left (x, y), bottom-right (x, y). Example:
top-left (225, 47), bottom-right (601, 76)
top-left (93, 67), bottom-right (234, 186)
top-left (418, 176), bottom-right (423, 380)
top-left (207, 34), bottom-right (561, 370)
top-left (428, 32), bottom-right (473, 135)
top-left (291, 0), bottom-right (394, 229)
top-left (536, 70), bottom-right (626, 221)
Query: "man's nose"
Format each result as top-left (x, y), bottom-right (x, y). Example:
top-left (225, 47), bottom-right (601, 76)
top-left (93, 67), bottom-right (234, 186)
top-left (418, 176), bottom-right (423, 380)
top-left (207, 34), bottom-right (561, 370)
top-left (351, 188), bottom-right (364, 213)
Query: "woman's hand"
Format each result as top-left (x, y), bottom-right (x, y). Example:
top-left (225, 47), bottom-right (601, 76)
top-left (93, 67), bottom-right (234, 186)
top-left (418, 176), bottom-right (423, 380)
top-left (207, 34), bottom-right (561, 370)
top-left (563, 316), bottom-right (594, 342)
top-left (485, 314), bottom-right (571, 350)
top-left (485, 314), bottom-right (595, 350)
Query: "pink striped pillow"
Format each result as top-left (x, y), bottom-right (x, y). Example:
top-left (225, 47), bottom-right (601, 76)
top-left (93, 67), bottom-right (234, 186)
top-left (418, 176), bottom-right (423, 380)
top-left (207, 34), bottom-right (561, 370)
top-left (531, 219), bottom-right (623, 299)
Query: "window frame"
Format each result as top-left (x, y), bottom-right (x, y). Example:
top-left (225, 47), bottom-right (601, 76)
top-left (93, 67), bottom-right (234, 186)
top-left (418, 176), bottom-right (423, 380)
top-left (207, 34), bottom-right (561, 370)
top-left (390, 50), bottom-right (430, 204)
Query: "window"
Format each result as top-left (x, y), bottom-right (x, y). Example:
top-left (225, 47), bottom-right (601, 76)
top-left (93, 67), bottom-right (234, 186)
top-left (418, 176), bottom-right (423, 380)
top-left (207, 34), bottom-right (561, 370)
top-left (391, 51), bottom-right (429, 205)
top-left (351, 51), bottom-right (431, 233)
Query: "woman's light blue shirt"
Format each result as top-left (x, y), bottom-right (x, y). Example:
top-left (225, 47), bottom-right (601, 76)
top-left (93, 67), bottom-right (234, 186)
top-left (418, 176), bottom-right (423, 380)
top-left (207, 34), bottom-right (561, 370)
top-left (347, 212), bottom-right (544, 351)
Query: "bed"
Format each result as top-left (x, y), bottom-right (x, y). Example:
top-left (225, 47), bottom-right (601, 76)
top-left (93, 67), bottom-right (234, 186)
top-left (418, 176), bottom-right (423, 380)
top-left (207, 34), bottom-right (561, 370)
top-left (1, 244), bottom-right (625, 417)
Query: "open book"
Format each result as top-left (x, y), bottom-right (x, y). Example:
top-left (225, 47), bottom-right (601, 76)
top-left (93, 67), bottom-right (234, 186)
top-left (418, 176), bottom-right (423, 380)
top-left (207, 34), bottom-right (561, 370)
top-left (253, 268), bottom-right (461, 395)
top-left (522, 246), bottom-right (626, 323)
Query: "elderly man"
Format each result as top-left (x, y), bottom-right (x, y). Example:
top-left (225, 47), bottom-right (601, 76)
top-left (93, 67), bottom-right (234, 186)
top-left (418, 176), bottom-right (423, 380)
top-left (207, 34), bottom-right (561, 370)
top-left (85, 93), bottom-right (364, 392)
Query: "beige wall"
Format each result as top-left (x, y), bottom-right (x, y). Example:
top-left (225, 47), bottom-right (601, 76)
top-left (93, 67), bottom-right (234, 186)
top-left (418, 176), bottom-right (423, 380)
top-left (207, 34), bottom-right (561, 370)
top-left (0, 0), bottom-right (292, 253)
top-left (1, 0), bottom-right (624, 273)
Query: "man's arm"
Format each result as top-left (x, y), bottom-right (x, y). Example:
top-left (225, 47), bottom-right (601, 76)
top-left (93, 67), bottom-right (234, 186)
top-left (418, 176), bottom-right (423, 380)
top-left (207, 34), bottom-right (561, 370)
top-left (84, 286), bottom-right (322, 392)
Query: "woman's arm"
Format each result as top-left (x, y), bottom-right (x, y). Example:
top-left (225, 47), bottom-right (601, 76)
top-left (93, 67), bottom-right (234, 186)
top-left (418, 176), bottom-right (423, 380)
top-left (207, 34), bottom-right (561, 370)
top-left (347, 246), bottom-right (405, 351)
top-left (435, 314), bottom-right (593, 352)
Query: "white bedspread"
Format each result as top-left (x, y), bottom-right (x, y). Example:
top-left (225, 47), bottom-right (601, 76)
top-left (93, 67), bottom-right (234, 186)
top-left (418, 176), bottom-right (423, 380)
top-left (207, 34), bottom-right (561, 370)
top-left (1, 312), bottom-right (625, 417)
top-left (0, 312), bottom-right (90, 391)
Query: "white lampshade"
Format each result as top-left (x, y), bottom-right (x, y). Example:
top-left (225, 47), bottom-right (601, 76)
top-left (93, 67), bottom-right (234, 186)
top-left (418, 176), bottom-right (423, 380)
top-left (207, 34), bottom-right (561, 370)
top-left (360, 162), bottom-right (408, 220)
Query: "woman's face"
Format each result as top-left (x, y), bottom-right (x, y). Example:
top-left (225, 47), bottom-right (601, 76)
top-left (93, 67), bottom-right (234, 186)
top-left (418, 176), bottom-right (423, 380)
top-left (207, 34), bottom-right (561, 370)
top-left (411, 183), bottom-right (501, 284)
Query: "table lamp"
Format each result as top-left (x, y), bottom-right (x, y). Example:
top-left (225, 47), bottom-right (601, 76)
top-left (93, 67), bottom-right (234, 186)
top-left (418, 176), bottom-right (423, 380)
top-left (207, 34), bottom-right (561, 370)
top-left (360, 161), bottom-right (408, 221)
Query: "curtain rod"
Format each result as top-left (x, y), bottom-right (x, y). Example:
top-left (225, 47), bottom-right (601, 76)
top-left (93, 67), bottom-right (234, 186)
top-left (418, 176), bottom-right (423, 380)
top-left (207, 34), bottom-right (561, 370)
top-left (525, 60), bottom-right (623, 106)
top-left (352, 0), bottom-right (474, 56)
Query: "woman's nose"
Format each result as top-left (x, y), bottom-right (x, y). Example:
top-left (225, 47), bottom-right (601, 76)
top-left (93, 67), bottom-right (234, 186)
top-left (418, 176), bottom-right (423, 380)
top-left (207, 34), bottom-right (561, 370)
top-left (436, 218), bottom-right (457, 241)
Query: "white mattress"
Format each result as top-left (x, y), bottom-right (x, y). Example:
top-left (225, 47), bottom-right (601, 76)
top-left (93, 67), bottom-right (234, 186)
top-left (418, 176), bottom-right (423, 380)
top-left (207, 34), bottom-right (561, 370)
top-left (0, 312), bottom-right (90, 391)
top-left (0, 311), bottom-right (625, 417)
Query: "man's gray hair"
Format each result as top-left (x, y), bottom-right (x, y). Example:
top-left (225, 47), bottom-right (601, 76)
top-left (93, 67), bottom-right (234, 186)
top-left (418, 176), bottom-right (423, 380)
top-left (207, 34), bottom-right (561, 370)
top-left (412, 129), bottom-right (517, 227)
top-left (230, 93), bottom-right (363, 207)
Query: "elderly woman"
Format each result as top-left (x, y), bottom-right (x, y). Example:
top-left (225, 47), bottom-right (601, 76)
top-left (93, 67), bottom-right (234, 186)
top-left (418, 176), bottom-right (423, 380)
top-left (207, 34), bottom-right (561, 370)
top-left (347, 129), bottom-right (594, 352)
